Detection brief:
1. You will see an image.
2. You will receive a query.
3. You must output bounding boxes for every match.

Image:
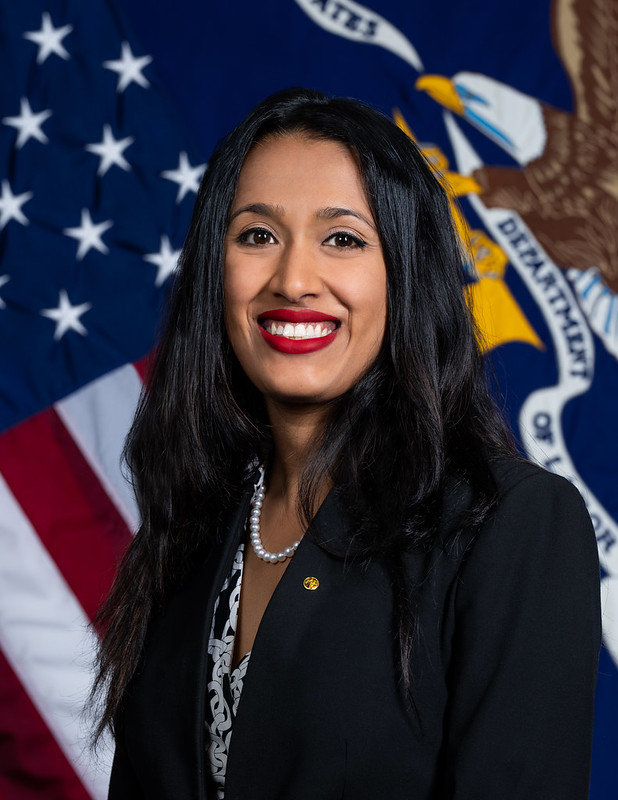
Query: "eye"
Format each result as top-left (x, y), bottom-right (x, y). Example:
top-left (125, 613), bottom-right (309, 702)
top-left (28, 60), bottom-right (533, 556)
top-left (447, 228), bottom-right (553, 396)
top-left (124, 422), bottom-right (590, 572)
top-left (323, 232), bottom-right (366, 249)
top-left (237, 227), bottom-right (277, 246)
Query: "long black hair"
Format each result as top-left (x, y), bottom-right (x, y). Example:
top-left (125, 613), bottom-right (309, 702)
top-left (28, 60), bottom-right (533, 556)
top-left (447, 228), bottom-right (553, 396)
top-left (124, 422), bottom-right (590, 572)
top-left (93, 87), bottom-right (516, 741)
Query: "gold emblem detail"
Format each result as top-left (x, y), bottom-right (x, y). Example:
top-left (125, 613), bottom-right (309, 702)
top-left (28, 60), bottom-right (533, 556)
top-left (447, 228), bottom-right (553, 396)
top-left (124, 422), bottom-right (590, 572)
top-left (303, 576), bottom-right (319, 591)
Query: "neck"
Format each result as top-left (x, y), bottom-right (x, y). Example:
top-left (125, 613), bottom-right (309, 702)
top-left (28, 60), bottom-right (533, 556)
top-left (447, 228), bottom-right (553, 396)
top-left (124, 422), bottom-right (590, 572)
top-left (264, 399), bottom-right (331, 513)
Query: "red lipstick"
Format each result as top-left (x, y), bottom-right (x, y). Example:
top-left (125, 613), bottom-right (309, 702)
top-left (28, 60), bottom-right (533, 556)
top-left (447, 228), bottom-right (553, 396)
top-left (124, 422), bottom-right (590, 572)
top-left (257, 308), bottom-right (340, 354)
top-left (259, 327), bottom-right (337, 354)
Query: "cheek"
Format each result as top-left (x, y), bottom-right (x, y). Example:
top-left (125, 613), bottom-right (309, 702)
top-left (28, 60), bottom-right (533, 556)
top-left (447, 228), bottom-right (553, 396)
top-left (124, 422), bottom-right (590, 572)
top-left (223, 254), bottom-right (265, 319)
top-left (222, 264), bottom-right (237, 306)
top-left (223, 265), bottom-right (249, 326)
top-left (366, 279), bottom-right (388, 349)
top-left (222, 291), bottom-right (245, 359)
top-left (351, 272), bottom-right (387, 327)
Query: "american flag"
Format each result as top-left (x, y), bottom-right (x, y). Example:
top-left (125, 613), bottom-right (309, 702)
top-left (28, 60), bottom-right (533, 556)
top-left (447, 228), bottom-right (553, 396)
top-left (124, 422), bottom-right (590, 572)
top-left (0, 2), bottom-right (204, 796)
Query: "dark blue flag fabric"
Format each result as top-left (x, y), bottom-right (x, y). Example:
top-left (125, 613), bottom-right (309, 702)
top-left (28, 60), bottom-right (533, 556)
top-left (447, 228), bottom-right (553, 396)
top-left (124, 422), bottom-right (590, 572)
top-left (0, 0), bottom-right (615, 797)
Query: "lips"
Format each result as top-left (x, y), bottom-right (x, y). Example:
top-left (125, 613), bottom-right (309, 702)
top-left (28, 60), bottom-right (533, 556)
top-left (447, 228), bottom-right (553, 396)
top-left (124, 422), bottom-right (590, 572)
top-left (257, 309), bottom-right (339, 354)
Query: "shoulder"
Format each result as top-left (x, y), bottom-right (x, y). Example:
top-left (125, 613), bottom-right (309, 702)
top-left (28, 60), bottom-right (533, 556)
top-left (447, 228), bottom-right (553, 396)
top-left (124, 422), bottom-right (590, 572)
top-left (487, 457), bottom-right (592, 538)
top-left (436, 460), bottom-right (600, 797)
top-left (487, 457), bottom-right (592, 531)
top-left (490, 456), bottom-right (579, 500)
top-left (445, 457), bottom-right (601, 679)
top-left (439, 457), bottom-right (586, 545)
top-left (458, 457), bottom-right (598, 591)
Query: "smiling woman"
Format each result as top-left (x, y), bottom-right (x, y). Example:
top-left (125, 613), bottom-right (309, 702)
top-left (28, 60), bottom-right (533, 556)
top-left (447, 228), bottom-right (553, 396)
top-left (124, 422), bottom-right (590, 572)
top-left (224, 135), bottom-right (387, 405)
top-left (93, 89), bottom-right (600, 800)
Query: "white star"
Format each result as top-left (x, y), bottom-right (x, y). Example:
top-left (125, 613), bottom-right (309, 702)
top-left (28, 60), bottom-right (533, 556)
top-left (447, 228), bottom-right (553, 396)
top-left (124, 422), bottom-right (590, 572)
top-left (3, 97), bottom-right (52, 149)
top-left (0, 275), bottom-right (9, 310)
top-left (0, 180), bottom-right (33, 229)
top-left (161, 152), bottom-right (206, 203)
top-left (63, 209), bottom-right (113, 260)
top-left (85, 124), bottom-right (134, 177)
top-left (103, 41), bottom-right (152, 92)
top-left (41, 289), bottom-right (91, 340)
top-left (143, 235), bottom-right (181, 286)
top-left (23, 12), bottom-right (72, 64)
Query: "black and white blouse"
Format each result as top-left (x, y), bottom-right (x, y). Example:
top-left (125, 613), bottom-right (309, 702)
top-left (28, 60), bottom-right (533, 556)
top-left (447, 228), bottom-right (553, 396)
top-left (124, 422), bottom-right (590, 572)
top-left (205, 542), bottom-right (250, 799)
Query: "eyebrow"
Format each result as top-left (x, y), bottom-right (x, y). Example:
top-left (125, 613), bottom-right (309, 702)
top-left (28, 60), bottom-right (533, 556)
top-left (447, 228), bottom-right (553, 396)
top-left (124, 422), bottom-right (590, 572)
top-left (228, 203), bottom-right (283, 223)
top-left (228, 203), bottom-right (376, 231)
top-left (316, 206), bottom-right (376, 231)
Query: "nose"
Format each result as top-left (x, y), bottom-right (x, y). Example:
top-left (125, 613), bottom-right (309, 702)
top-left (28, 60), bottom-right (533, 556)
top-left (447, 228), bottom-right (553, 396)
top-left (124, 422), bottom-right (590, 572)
top-left (268, 240), bottom-right (323, 302)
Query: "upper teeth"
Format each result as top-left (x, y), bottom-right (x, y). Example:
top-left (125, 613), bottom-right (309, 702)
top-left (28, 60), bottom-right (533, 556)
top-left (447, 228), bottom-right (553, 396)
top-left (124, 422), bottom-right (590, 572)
top-left (265, 321), bottom-right (334, 339)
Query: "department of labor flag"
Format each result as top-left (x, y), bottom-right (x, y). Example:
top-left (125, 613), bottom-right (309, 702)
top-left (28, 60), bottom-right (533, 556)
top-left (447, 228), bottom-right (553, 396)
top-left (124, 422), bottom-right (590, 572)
top-left (1, 0), bottom-right (616, 797)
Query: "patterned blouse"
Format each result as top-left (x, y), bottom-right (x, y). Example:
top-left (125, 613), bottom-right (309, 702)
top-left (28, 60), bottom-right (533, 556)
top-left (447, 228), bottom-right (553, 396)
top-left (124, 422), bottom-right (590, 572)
top-left (205, 542), bottom-right (250, 799)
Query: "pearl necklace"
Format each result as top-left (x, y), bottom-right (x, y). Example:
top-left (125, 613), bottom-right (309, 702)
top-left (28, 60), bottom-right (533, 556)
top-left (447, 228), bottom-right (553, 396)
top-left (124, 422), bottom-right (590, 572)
top-left (249, 472), bottom-right (300, 564)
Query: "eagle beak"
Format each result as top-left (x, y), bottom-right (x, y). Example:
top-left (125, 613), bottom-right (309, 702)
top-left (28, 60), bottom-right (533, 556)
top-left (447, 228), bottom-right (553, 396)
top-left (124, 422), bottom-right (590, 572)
top-left (416, 74), bottom-right (465, 116)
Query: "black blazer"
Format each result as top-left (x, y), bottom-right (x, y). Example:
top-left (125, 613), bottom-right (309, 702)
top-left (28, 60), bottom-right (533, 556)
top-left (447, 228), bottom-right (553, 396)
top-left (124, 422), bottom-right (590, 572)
top-left (108, 459), bottom-right (601, 799)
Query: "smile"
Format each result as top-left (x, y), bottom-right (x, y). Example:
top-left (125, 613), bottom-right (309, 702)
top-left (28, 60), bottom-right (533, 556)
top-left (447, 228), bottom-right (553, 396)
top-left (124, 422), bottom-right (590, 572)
top-left (257, 309), bottom-right (340, 354)
top-left (261, 321), bottom-right (336, 339)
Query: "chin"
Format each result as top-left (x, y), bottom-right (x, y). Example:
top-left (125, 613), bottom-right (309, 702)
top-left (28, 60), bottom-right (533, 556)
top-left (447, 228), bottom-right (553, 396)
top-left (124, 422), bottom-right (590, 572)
top-left (266, 384), bottom-right (341, 407)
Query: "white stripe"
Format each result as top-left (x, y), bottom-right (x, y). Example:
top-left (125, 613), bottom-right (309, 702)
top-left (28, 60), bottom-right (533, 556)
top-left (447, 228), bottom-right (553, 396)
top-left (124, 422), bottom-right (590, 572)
top-left (55, 363), bottom-right (142, 532)
top-left (0, 474), bottom-right (113, 799)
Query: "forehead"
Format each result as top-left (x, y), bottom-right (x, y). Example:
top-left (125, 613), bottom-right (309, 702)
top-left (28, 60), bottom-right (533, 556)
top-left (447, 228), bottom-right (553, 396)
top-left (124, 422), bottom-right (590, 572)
top-left (232, 134), bottom-right (371, 214)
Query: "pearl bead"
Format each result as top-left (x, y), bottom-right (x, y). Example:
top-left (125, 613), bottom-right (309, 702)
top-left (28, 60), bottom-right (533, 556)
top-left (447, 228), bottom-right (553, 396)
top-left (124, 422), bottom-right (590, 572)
top-left (248, 471), bottom-right (300, 565)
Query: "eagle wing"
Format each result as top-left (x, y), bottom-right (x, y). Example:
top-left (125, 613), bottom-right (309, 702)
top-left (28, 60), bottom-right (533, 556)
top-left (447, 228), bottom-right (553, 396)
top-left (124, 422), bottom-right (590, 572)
top-left (551, 0), bottom-right (618, 136)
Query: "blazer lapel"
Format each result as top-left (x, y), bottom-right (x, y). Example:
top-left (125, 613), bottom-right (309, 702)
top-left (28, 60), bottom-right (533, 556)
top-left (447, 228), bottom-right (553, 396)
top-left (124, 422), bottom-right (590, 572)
top-left (223, 491), bottom-right (353, 799)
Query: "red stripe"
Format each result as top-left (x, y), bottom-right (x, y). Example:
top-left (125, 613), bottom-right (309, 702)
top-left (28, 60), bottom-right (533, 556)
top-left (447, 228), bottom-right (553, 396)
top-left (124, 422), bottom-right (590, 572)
top-left (133, 353), bottom-right (153, 383)
top-left (0, 649), bottom-right (93, 800)
top-left (0, 408), bottom-right (132, 621)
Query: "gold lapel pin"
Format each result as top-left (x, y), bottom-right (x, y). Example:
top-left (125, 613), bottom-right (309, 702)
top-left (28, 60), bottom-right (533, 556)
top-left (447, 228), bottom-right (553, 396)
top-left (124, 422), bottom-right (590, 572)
top-left (303, 576), bottom-right (319, 591)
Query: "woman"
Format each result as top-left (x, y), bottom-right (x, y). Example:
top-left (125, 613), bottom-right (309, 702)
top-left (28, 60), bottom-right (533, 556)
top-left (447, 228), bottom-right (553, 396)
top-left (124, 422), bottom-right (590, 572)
top-left (95, 88), bottom-right (600, 799)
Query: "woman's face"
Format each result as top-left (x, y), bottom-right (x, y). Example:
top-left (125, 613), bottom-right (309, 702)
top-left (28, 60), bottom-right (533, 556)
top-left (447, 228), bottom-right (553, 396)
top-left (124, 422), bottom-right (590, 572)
top-left (223, 134), bottom-right (387, 408)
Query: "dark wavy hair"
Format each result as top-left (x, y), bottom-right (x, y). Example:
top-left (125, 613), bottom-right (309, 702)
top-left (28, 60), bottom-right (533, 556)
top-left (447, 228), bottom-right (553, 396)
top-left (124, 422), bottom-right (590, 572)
top-left (93, 87), bottom-right (516, 742)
